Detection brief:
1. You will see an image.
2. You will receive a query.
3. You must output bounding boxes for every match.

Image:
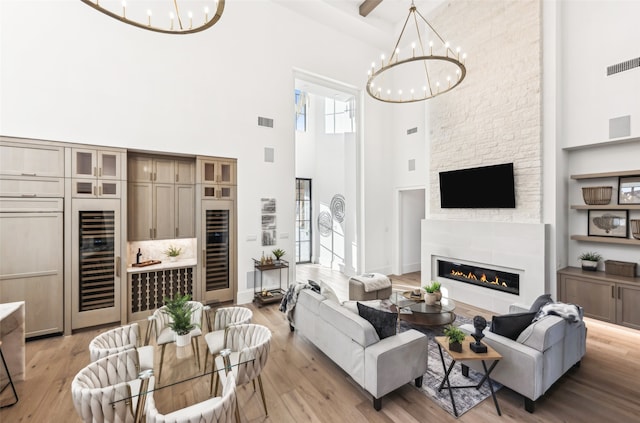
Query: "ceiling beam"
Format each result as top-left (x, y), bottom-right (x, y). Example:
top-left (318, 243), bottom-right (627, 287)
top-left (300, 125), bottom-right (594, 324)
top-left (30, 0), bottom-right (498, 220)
top-left (359, 0), bottom-right (383, 17)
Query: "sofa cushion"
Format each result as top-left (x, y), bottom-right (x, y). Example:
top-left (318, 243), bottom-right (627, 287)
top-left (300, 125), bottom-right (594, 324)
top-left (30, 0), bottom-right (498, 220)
top-left (319, 299), bottom-right (379, 347)
top-left (318, 279), bottom-right (340, 303)
top-left (529, 293), bottom-right (553, 313)
top-left (490, 311), bottom-right (537, 340)
top-left (357, 302), bottom-right (397, 340)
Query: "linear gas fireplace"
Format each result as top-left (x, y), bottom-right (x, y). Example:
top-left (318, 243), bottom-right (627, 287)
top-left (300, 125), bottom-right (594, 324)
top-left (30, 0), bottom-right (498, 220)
top-left (438, 259), bottom-right (520, 295)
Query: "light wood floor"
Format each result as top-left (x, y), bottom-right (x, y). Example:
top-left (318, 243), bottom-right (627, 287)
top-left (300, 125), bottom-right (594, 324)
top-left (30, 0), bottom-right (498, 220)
top-left (2, 264), bottom-right (640, 422)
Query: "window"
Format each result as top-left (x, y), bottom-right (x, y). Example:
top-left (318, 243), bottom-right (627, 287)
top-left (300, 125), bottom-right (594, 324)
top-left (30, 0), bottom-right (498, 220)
top-left (325, 97), bottom-right (355, 134)
top-left (295, 89), bottom-right (307, 132)
top-left (295, 178), bottom-right (312, 263)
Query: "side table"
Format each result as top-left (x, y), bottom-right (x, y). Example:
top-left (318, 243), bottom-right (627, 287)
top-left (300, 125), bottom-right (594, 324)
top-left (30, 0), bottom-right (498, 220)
top-left (434, 335), bottom-right (502, 417)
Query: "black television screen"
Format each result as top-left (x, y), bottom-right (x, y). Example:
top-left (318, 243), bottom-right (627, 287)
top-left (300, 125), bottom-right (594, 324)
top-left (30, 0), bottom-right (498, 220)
top-left (439, 163), bottom-right (516, 208)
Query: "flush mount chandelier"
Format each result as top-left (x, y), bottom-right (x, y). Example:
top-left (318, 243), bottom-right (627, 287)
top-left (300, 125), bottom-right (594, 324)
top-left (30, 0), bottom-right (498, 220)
top-left (80, 0), bottom-right (225, 34)
top-left (366, 1), bottom-right (467, 103)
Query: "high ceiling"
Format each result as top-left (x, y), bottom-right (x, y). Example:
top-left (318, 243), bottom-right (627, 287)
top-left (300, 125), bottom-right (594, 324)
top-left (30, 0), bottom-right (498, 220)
top-left (324, 0), bottom-right (442, 29)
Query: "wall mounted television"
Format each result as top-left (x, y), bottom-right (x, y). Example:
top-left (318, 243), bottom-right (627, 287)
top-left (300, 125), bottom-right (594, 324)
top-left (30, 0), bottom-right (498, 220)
top-left (439, 163), bottom-right (516, 208)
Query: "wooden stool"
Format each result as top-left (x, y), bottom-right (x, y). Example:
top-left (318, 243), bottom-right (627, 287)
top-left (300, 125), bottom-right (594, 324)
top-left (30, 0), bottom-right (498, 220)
top-left (0, 340), bottom-right (19, 408)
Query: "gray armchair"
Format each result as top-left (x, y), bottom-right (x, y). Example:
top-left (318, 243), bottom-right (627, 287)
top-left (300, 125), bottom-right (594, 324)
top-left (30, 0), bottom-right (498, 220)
top-left (460, 303), bottom-right (586, 413)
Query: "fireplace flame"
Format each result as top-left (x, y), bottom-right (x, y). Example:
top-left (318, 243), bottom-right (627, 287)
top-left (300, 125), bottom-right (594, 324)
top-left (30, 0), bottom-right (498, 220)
top-left (451, 270), bottom-right (508, 288)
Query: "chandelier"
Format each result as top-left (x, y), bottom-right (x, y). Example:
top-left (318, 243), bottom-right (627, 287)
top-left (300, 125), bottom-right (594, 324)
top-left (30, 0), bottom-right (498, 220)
top-left (80, 0), bottom-right (225, 34)
top-left (366, 1), bottom-right (466, 103)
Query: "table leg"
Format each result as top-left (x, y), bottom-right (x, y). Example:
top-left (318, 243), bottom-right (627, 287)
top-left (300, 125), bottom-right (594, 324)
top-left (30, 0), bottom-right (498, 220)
top-left (436, 344), bottom-right (459, 417)
top-left (480, 360), bottom-right (501, 416)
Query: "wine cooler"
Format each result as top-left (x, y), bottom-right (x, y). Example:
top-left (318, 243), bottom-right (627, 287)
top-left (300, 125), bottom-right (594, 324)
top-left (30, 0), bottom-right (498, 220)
top-left (72, 199), bottom-right (121, 329)
top-left (201, 199), bottom-right (235, 303)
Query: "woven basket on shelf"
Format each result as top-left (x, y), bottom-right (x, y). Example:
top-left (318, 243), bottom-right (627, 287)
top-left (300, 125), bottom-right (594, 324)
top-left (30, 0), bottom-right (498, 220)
top-left (582, 186), bottom-right (613, 205)
top-left (605, 260), bottom-right (637, 278)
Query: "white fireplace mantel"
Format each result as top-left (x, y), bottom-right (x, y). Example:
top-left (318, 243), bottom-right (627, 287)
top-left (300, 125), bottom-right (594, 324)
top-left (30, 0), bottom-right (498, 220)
top-left (421, 219), bottom-right (547, 314)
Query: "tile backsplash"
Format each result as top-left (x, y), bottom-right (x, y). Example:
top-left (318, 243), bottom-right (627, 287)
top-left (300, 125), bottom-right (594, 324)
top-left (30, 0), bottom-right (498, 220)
top-left (127, 238), bottom-right (197, 265)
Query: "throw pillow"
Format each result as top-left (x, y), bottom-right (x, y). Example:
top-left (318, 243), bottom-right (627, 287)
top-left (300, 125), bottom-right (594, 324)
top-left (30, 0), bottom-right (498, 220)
top-left (529, 293), bottom-right (553, 313)
top-left (490, 311), bottom-right (537, 341)
top-left (307, 279), bottom-right (321, 293)
top-left (317, 279), bottom-right (340, 303)
top-left (357, 302), bottom-right (397, 339)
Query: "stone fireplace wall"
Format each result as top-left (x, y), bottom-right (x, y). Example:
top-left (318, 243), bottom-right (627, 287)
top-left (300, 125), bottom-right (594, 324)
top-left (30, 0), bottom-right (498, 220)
top-left (422, 219), bottom-right (546, 314)
top-left (427, 0), bottom-right (542, 222)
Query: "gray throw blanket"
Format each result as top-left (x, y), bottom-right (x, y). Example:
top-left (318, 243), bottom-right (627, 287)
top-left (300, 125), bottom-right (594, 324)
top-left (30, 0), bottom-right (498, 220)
top-left (535, 302), bottom-right (582, 323)
top-left (279, 282), bottom-right (313, 325)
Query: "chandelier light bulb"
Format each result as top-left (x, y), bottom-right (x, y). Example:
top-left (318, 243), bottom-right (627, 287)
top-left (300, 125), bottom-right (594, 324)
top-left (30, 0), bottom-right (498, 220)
top-left (204, 6), bottom-right (210, 22)
top-left (169, 12), bottom-right (174, 30)
top-left (429, 40), bottom-right (433, 55)
top-left (122, 0), bottom-right (126, 18)
top-left (398, 89), bottom-right (402, 95)
top-left (188, 11), bottom-right (193, 29)
top-left (147, 9), bottom-right (151, 26)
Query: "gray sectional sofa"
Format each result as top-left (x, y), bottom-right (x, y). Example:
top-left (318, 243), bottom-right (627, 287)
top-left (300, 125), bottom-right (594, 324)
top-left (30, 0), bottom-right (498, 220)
top-left (292, 289), bottom-right (429, 410)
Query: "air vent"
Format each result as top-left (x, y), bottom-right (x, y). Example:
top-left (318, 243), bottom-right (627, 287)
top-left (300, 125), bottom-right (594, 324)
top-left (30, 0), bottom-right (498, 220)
top-left (258, 116), bottom-right (274, 128)
top-left (408, 159), bottom-right (416, 171)
top-left (609, 115), bottom-right (631, 139)
top-left (264, 147), bottom-right (274, 163)
top-left (407, 127), bottom-right (418, 135)
top-left (607, 57), bottom-right (640, 76)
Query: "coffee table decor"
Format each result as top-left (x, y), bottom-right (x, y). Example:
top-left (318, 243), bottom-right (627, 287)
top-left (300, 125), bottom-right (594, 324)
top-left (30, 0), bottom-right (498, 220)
top-left (470, 315), bottom-right (488, 353)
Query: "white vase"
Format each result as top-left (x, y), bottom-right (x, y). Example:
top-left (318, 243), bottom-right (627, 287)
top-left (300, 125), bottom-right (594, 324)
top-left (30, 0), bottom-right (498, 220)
top-left (581, 260), bottom-right (598, 271)
top-left (424, 293), bottom-right (438, 305)
top-left (175, 333), bottom-right (191, 347)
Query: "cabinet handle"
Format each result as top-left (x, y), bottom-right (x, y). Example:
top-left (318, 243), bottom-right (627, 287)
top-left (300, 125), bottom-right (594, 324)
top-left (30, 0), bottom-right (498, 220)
top-left (154, 228), bottom-right (157, 239)
top-left (93, 166), bottom-right (97, 176)
top-left (99, 167), bottom-right (102, 177)
top-left (115, 256), bottom-right (121, 277)
top-left (176, 174), bottom-right (179, 183)
top-left (150, 228), bottom-right (153, 239)
top-left (21, 172), bottom-right (36, 176)
top-left (99, 185), bottom-right (103, 196)
top-left (21, 194), bottom-right (37, 197)
top-left (175, 227), bottom-right (178, 237)
top-left (202, 250), bottom-right (206, 267)
top-left (612, 286), bottom-right (615, 298)
top-left (618, 286), bottom-right (621, 299)
top-left (93, 185), bottom-right (96, 196)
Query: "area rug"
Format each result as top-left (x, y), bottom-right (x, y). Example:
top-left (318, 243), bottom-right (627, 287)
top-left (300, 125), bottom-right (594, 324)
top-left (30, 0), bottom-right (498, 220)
top-left (400, 317), bottom-right (502, 418)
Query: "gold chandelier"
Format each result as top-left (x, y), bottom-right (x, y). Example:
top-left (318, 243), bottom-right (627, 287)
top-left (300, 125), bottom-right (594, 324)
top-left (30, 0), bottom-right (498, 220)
top-left (80, 0), bottom-right (225, 34)
top-left (366, 1), bottom-right (466, 103)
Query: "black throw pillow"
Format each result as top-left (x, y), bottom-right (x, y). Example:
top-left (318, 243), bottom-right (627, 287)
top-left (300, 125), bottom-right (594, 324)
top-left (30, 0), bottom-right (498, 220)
top-left (529, 293), bottom-right (553, 313)
top-left (307, 279), bottom-right (321, 293)
top-left (357, 302), bottom-right (397, 339)
top-left (490, 311), bottom-right (537, 341)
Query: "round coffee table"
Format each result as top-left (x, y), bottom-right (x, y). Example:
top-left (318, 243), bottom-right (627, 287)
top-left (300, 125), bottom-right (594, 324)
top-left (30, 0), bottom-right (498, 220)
top-left (392, 292), bottom-right (456, 326)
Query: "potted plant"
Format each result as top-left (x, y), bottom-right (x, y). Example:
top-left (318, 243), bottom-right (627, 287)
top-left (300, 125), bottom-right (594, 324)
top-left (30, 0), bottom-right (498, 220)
top-left (162, 294), bottom-right (198, 347)
top-left (272, 248), bottom-right (286, 265)
top-left (579, 251), bottom-right (601, 271)
top-left (164, 245), bottom-right (182, 262)
top-left (430, 281), bottom-right (442, 301)
top-left (423, 282), bottom-right (439, 305)
top-left (444, 325), bottom-right (466, 353)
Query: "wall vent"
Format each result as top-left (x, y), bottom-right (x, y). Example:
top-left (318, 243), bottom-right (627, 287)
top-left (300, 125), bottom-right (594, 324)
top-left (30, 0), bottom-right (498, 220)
top-left (407, 127), bottom-right (418, 135)
top-left (408, 159), bottom-right (416, 171)
top-left (258, 116), bottom-right (274, 128)
top-left (607, 57), bottom-right (640, 76)
top-left (264, 147), bottom-right (274, 163)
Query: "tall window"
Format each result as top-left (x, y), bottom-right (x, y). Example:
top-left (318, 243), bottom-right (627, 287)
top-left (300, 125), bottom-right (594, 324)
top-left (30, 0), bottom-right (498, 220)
top-left (325, 97), bottom-right (355, 134)
top-left (295, 89), bottom-right (307, 132)
top-left (295, 178), bottom-right (312, 263)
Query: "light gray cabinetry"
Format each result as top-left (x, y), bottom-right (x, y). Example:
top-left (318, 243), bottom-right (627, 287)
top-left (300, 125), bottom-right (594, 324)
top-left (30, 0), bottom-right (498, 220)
top-left (0, 139), bottom-right (64, 197)
top-left (71, 147), bottom-right (123, 198)
top-left (127, 155), bottom-right (194, 240)
top-left (0, 198), bottom-right (64, 337)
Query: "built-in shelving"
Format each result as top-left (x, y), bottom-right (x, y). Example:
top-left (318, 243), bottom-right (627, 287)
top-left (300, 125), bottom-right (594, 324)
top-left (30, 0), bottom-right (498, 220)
top-left (570, 235), bottom-right (640, 246)
top-left (570, 169), bottom-right (640, 246)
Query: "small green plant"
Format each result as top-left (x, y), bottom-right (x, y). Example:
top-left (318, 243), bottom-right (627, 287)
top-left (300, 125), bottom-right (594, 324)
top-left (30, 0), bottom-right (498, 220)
top-left (578, 251), bottom-right (602, 262)
top-left (444, 325), bottom-right (466, 344)
top-left (164, 245), bottom-right (182, 257)
top-left (162, 294), bottom-right (198, 335)
top-left (423, 281), bottom-right (441, 293)
top-left (272, 248), bottom-right (286, 260)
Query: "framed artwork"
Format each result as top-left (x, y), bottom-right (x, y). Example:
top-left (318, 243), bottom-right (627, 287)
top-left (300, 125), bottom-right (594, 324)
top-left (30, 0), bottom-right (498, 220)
top-left (261, 198), bottom-right (276, 246)
top-left (618, 176), bottom-right (640, 205)
top-left (588, 210), bottom-right (628, 238)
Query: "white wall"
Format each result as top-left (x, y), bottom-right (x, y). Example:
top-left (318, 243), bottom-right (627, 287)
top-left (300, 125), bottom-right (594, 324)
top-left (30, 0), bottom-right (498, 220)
top-left (400, 189), bottom-right (425, 274)
top-left (560, 0), bottom-right (640, 148)
top-left (0, 0), bottom-right (390, 302)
